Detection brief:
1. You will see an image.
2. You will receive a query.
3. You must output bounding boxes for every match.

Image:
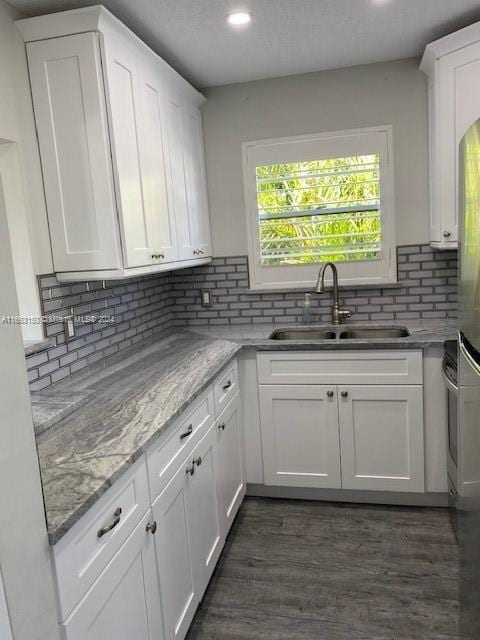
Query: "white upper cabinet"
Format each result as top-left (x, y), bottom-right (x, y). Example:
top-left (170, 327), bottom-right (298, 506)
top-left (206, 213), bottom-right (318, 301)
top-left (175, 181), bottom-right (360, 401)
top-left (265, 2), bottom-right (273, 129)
top-left (101, 26), bottom-right (154, 269)
top-left (182, 102), bottom-right (212, 258)
top-left (138, 55), bottom-right (178, 264)
top-left (17, 6), bottom-right (211, 281)
top-left (26, 33), bottom-right (123, 272)
top-left (421, 22), bottom-right (480, 249)
top-left (164, 78), bottom-right (212, 261)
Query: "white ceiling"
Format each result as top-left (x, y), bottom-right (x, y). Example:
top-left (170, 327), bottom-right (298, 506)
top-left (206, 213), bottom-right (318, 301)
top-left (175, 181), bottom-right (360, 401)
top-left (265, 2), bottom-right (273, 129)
top-left (7, 0), bottom-right (480, 88)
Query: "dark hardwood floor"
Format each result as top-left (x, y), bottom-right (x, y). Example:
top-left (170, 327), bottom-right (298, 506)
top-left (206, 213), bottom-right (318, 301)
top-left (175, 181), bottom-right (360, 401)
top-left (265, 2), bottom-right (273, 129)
top-left (187, 497), bottom-right (459, 640)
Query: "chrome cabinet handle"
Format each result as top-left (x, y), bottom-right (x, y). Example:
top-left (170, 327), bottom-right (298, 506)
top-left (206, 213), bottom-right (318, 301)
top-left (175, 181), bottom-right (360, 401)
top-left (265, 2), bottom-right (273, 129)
top-left (152, 253), bottom-right (165, 260)
top-left (218, 422), bottom-right (226, 431)
top-left (327, 390), bottom-right (334, 398)
top-left (443, 230), bottom-right (452, 238)
top-left (341, 391), bottom-right (349, 398)
top-left (222, 380), bottom-right (232, 391)
top-left (186, 457), bottom-right (202, 475)
top-left (146, 521), bottom-right (157, 534)
top-left (180, 424), bottom-right (193, 440)
top-left (97, 507), bottom-right (122, 538)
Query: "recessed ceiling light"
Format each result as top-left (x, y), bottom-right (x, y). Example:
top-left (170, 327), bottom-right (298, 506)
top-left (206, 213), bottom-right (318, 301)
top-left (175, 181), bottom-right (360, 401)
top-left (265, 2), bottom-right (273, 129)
top-left (226, 11), bottom-right (252, 27)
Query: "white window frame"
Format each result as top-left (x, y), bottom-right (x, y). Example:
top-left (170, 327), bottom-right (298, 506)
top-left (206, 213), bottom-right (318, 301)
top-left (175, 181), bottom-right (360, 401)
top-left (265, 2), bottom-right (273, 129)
top-left (242, 125), bottom-right (396, 291)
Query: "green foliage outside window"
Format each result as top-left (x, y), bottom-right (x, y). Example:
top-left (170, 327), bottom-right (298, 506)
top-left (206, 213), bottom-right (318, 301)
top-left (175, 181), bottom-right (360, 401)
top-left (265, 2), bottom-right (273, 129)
top-left (256, 155), bottom-right (382, 266)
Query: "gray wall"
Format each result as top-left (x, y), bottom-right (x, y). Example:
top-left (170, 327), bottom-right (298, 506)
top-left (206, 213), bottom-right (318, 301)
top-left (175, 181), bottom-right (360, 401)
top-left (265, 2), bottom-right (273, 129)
top-left (202, 58), bottom-right (429, 256)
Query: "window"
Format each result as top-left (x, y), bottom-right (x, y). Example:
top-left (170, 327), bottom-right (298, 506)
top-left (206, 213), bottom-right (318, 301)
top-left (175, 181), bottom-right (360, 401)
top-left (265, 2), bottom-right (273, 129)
top-left (243, 127), bottom-right (396, 290)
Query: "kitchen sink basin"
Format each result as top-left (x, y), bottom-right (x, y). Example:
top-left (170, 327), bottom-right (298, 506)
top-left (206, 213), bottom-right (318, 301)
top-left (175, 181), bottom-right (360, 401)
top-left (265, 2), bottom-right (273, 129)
top-left (269, 328), bottom-right (336, 341)
top-left (338, 327), bottom-right (410, 339)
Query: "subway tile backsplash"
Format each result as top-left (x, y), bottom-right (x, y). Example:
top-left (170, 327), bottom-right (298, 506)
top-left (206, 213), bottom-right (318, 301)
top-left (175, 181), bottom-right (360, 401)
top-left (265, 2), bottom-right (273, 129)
top-left (27, 272), bottom-right (174, 391)
top-left (26, 244), bottom-right (458, 390)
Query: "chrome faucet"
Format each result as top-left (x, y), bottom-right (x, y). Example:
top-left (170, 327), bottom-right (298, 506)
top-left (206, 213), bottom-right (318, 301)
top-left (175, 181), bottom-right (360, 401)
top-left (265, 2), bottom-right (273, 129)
top-left (314, 262), bottom-right (352, 325)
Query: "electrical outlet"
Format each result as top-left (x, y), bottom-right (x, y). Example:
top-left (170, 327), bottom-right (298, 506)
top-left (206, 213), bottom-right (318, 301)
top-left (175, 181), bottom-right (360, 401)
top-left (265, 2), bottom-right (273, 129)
top-left (63, 309), bottom-right (75, 341)
top-left (200, 289), bottom-right (212, 307)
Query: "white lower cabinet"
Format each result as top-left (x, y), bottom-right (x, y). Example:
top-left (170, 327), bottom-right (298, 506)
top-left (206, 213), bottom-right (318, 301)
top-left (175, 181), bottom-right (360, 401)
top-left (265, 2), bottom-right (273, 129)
top-left (215, 392), bottom-right (246, 536)
top-left (259, 385), bottom-right (341, 488)
top-left (338, 385), bottom-right (425, 492)
top-left (151, 453), bottom-right (197, 640)
top-left (257, 351), bottom-right (425, 494)
top-left (53, 359), bottom-right (244, 640)
top-left (62, 511), bottom-right (163, 640)
top-left (152, 427), bottom-right (223, 640)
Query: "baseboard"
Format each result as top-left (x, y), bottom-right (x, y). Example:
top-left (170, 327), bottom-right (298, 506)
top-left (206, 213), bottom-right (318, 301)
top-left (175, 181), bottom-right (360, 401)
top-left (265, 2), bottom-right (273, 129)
top-left (246, 483), bottom-right (449, 507)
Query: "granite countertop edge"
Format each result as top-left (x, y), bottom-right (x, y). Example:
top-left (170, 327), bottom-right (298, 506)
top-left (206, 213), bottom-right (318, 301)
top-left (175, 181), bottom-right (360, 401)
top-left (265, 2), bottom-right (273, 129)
top-left (43, 340), bottom-right (241, 545)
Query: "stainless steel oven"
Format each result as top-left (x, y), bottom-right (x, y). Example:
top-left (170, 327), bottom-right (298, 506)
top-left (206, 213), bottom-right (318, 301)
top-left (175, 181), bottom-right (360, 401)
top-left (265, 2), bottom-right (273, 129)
top-left (443, 340), bottom-right (458, 494)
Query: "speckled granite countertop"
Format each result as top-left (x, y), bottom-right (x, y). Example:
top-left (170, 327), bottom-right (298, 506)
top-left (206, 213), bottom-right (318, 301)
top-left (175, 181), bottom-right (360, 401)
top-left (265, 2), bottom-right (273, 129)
top-left (33, 318), bottom-right (457, 545)
top-left (191, 318), bottom-right (458, 349)
top-left (34, 331), bottom-right (241, 544)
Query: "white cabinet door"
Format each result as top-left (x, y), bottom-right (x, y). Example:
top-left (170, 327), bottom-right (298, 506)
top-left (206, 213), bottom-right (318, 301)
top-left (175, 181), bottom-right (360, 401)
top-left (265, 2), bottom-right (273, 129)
top-left (138, 55), bottom-right (178, 264)
top-left (152, 425), bottom-right (222, 640)
top-left (186, 426), bottom-right (223, 593)
top-left (215, 393), bottom-right (245, 536)
top-left (181, 104), bottom-right (212, 258)
top-left (338, 385), bottom-right (425, 492)
top-left (62, 511), bottom-right (163, 640)
top-left (164, 83), bottom-right (193, 261)
top-left (259, 385), bottom-right (341, 488)
top-left (26, 33), bottom-right (122, 272)
top-left (152, 457), bottom-right (196, 640)
top-left (424, 39), bottom-right (480, 248)
top-left (101, 30), bottom-right (154, 268)
top-left (436, 42), bottom-right (480, 246)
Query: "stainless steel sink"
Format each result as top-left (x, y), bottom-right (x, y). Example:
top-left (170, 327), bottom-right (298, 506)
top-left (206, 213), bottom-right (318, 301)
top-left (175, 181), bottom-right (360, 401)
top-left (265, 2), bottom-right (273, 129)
top-left (269, 328), bottom-right (336, 341)
top-left (338, 327), bottom-right (410, 339)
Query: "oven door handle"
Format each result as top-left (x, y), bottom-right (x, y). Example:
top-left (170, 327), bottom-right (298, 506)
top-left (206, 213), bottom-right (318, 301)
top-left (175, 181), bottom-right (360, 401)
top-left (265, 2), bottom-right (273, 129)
top-left (442, 365), bottom-right (458, 395)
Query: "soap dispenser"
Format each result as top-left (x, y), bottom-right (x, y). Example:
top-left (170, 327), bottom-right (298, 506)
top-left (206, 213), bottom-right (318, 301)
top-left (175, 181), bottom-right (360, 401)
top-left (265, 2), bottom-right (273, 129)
top-left (302, 293), bottom-right (313, 326)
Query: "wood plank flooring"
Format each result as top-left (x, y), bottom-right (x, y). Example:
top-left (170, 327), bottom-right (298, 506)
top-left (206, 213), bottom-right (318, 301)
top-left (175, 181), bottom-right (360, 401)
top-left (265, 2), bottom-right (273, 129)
top-left (187, 498), bottom-right (459, 640)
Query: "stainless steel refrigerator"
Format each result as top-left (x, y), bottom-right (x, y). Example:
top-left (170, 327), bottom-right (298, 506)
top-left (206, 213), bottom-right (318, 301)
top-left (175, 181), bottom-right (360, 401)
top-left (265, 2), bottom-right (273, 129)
top-left (458, 118), bottom-right (480, 639)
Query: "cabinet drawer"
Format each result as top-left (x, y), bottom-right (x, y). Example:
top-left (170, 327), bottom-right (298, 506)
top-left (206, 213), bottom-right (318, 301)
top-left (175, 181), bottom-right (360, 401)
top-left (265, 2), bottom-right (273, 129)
top-left (61, 510), bottom-right (163, 640)
top-left (214, 359), bottom-right (239, 416)
top-left (147, 388), bottom-right (214, 502)
top-left (257, 350), bottom-right (422, 386)
top-left (53, 457), bottom-right (149, 621)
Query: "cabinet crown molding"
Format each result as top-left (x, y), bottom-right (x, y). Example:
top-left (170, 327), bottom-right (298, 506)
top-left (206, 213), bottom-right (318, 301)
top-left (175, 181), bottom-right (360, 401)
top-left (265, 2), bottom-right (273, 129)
top-left (15, 4), bottom-right (205, 106)
top-left (420, 20), bottom-right (480, 74)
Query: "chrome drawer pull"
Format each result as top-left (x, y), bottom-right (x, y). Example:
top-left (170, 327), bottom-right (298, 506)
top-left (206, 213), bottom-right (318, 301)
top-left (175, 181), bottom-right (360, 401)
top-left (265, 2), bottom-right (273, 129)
top-left (222, 380), bottom-right (232, 391)
top-left (180, 424), bottom-right (193, 440)
top-left (193, 456), bottom-right (202, 467)
top-left (218, 422), bottom-right (226, 431)
top-left (97, 507), bottom-right (122, 538)
top-left (186, 464), bottom-right (195, 476)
